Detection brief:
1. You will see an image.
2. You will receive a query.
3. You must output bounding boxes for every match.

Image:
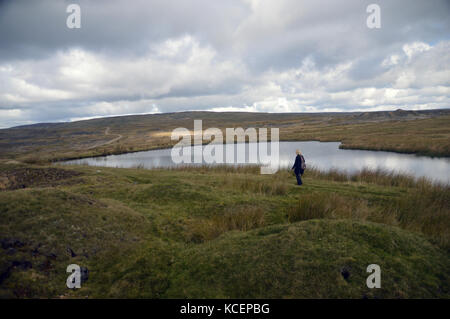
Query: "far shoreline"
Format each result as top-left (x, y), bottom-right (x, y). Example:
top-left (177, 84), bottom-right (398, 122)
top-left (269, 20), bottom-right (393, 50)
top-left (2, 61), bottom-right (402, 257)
top-left (52, 138), bottom-right (450, 164)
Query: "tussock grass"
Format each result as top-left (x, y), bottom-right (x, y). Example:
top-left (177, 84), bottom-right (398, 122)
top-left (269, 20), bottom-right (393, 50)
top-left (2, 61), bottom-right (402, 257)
top-left (287, 192), bottom-right (371, 222)
top-left (159, 164), bottom-right (261, 174)
top-left (223, 174), bottom-right (288, 196)
top-left (388, 183), bottom-right (450, 249)
top-left (306, 166), bottom-right (437, 188)
top-left (351, 167), bottom-right (418, 187)
top-left (167, 165), bottom-right (450, 250)
top-left (0, 162), bottom-right (449, 298)
top-left (186, 206), bottom-right (266, 243)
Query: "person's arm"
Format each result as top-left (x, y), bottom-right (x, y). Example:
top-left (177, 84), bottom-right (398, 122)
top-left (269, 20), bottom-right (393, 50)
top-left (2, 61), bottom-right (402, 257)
top-left (292, 157), bottom-right (299, 170)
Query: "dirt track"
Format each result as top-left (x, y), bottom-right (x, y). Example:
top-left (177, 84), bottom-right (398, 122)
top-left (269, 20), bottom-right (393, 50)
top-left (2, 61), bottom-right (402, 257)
top-left (86, 127), bottom-right (122, 150)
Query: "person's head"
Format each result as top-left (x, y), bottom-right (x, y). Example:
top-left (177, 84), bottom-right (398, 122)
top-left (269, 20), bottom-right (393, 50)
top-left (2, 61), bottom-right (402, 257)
top-left (296, 149), bottom-right (301, 155)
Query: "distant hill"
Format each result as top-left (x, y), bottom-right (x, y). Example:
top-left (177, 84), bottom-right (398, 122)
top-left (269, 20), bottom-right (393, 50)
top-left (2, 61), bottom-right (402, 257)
top-left (349, 108), bottom-right (449, 122)
top-left (4, 108), bottom-right (450, 131)
top-left (0, 109), bottom-right (449, 162)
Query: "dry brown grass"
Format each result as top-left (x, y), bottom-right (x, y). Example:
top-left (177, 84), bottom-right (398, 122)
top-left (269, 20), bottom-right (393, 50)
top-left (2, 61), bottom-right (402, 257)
top-left (306, 166), bottom-right (427, 188)
top-left (388, 182), bottom-right (450, 249)
top-left (287, 192), bottom-right (372, 222)
top-left (285, 181), bottom-right (450, 250)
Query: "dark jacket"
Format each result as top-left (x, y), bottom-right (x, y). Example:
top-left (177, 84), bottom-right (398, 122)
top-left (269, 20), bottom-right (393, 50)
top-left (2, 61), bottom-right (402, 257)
top-left (292, 154), bottom-right (304, 175)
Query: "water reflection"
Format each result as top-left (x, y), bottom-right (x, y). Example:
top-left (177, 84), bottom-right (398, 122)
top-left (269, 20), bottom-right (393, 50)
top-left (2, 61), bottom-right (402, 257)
top-left (61, 141), bottom-right (450, 184)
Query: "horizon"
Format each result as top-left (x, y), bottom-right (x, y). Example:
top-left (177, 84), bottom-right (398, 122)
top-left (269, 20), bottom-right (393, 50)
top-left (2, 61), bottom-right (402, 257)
top-left (0, 0), bottom-right (449, 128)
top-left (2, 107), bottom-right (449, 130)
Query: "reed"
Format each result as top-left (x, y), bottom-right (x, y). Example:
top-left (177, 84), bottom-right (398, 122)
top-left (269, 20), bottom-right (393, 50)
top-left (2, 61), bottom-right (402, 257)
top-left (186, 206), bottom-right (266, 243)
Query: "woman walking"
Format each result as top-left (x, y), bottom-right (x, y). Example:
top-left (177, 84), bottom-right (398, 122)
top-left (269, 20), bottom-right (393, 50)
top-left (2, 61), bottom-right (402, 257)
top-left (291, 149), bottom-right (306, 186)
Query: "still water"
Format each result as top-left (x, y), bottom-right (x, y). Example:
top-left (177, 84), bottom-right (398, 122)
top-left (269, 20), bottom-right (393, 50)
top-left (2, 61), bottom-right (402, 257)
top-left (61, 141), bottom-right (450, 184)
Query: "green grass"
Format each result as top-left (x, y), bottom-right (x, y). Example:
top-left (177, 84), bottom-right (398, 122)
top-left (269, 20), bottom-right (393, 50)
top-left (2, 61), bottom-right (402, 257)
top-left (0, 163), bottom-right (449, 298)
top-left (165, 220), bottom-right (448, 298)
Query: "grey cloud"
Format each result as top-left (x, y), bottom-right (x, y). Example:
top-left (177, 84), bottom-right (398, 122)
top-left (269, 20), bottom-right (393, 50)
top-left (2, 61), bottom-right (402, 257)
top-left (0, 0), bottom-right (247, 61)
top-left (0, 0), bottom-right (449, 128)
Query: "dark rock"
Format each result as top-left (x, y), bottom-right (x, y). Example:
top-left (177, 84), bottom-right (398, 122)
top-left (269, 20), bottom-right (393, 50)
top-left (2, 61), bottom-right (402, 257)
top-left (1, 238), bottom-right (25, 249)
top-left (80, 267), bottom-right (89, 283)
top-left (0, 269), bottom-right (11, 284)
top-left (31, 243), bottom-right (42, 257)
top-left (6, 248), bottom-right (16, 255)
top-left (12, 260), bottom-right (32, 270)
top-left (340, 266), bottom-right (351, 280)
top-left (1, 238), bottom-right (14, 249)
top-left (67, 247), bottom-right (77, 258)
top-left (38, 260), bottom-right (53, 272)
top-left (31, 248), bottom-right (39, 257)
top-left (46, 253), bottom-right (57, 260)
top-left (0, 260), bottom-right (32, 285)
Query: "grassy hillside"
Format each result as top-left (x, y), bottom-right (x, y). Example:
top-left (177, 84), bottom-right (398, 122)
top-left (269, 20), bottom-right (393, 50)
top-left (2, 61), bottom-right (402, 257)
top-left (1, 109), bottom-right (449, 163)
top-left (0, 163), bottom-right (448, 298)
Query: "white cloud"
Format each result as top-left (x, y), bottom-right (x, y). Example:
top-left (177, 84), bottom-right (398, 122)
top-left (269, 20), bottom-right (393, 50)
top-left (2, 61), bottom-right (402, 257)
top-left (0, 0), bottom-right (449, 127)
top-left (1, 38), bottom-right (448, 127)
top-left (402, 42), bottom-right (431, 60)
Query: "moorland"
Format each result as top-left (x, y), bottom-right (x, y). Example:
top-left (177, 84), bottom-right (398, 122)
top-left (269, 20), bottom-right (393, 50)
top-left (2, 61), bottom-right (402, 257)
top-left (0, 109), bottom-right (449, 298)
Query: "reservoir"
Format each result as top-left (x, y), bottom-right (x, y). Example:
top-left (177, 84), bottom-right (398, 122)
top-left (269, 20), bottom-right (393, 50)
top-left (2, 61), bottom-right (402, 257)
top-left (61, 141), bottom-right (450, 184)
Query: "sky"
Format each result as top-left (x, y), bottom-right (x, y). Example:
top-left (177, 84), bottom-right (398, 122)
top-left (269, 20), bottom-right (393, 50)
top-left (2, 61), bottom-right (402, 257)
top-left (0, 0), bottom-right (449, 128)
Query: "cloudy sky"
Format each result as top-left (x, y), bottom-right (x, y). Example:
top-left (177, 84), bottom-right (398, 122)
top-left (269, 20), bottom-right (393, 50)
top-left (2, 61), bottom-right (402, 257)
top-left (0, 0), bottom-right (449, 128)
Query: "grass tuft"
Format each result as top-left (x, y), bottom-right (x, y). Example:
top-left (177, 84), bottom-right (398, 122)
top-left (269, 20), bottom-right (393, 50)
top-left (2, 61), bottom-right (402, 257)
top-left (186, 206), bottom-right (266, 243)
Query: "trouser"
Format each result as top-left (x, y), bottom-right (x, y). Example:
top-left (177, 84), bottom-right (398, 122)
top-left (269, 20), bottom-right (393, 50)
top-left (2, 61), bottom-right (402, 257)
top-left (295, 172), bottom-right (302, 185)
